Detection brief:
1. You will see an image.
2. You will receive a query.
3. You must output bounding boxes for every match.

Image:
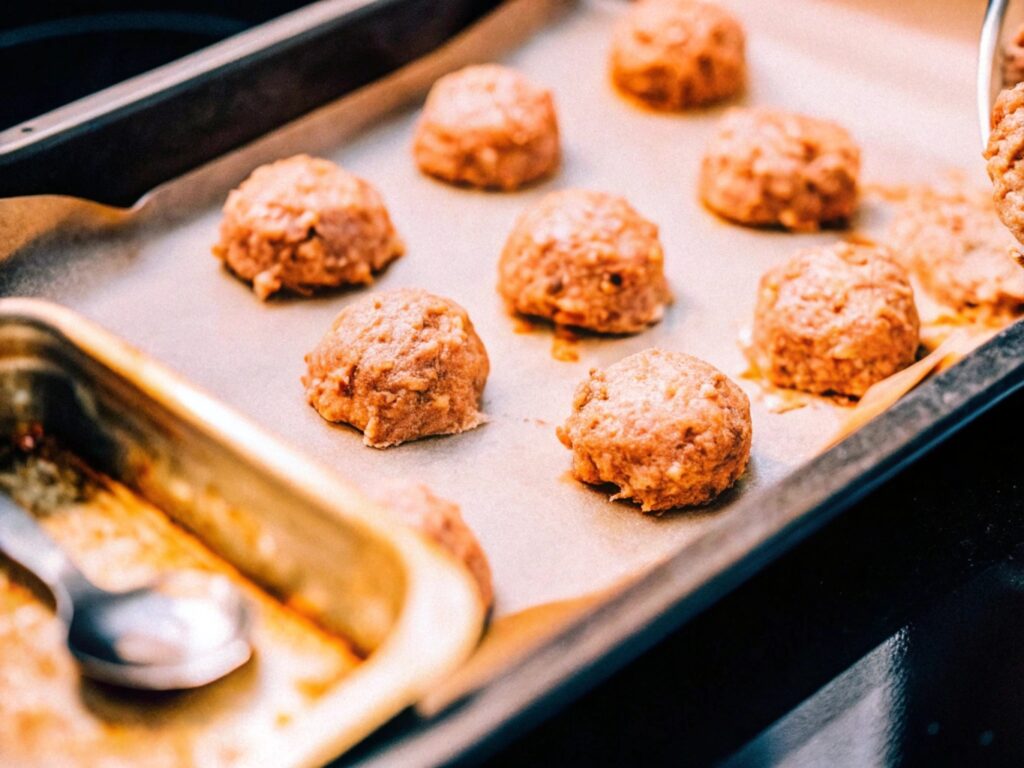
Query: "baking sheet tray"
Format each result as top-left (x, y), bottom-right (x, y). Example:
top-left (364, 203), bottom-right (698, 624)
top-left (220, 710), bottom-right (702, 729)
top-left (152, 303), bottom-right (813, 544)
top-left (0, 0), bottom-right (997, 617)
top-left (2, 0), bottom-right (1023, 761)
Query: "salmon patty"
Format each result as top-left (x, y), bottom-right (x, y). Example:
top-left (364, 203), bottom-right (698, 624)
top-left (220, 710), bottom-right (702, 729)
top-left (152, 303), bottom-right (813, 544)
top-left (985, 82), bottom-right (1024, 248)
top-left (751, 242), bottom-right (919, 397)
top-left (610, 0), bottom-right (746, 110)
top-left (304, 289), bottom-right (489, 447)
top-left (413, 64), bottom-right (560, 190)
top-left (498, 189), bottom-right (672, 334)
top-left (887, 184), bottom-right (1024, 319)
top-left (557, 349), bottom-right (751, 512)
top-left (374, 483), bottom-right (493, 607)
top-left (214, 155), bottom-right (403, 299)
top-left (699, 108), bottom-right (860, 231)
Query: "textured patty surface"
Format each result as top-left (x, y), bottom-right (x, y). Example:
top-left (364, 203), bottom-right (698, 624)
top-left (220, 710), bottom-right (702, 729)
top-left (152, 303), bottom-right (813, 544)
top-left (413, 64), bottom-right (560, 191)
top-left (699, 107), bottom-right (860, 231)
top-left (986, 82), bottom-right (1024, 248)
top-left (213, 154), bottom-right (403, 299)
top-left (498, 189), bottom-right (672, 333)
top-left (557, 349), bottom-right (752, 512)
top-left (751, 242), bottom-right (919, 397)
top-left (303, 288), bottom-right (489, 448)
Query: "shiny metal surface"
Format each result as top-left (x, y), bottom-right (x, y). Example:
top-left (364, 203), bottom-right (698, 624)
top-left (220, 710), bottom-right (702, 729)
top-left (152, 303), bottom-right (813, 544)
top-left (0, 1), bottom-right (380, 154)
top-left (724, 559), bottom-right (1024, 767)
top-left (0, 481), bottom-right (84, 613)
top-left (979, 0), bottom-right (1010, 145)
top-left (0, 298), bottom-right (483, 766)
top-left (0, 491), bottom-right (255, 690)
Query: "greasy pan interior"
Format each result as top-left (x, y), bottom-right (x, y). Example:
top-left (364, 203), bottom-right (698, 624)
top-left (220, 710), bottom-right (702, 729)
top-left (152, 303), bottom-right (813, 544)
top-left (0, 298), bottom-right (482, 767)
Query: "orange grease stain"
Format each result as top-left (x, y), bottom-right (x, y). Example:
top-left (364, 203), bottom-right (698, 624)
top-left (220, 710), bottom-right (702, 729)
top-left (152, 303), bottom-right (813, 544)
top-left (551, 325), bottom-right (580, 362)
top-left (512, 316), bottom-right (536, 334)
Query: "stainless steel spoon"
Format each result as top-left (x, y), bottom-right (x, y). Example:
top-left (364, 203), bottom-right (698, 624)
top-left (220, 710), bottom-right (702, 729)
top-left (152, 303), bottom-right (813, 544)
top-left (979, 0), bottom-right (1013, 146)
top-left (0, 492), bottom-right (253, 690)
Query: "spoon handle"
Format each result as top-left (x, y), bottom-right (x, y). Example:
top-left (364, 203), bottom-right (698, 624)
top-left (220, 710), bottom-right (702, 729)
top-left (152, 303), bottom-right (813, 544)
top-left (0, 494), bottom-right (92, 618)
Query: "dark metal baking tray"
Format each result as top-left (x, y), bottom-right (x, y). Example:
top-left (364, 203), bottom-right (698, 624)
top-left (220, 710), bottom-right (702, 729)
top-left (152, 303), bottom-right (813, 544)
top-left (1, 0), bottom-right (1021, 765)
top-left (0, 0), bottom-right (504, 205)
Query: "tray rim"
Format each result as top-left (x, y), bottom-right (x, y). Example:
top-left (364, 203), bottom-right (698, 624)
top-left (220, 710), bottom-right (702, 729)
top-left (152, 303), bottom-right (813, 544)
top-left (0, 296), bottom-right (485, 768)
top-left (0, 0), bottom-right (509, 205)
top-left (3, 0), bottom-right (1024, 764)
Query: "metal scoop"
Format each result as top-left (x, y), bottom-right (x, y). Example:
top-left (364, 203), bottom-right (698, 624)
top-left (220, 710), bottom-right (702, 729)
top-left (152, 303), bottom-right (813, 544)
top-left (0, 493), bottom-right (252, 690)
top-left (980, 0), bottom-right (1013, 145)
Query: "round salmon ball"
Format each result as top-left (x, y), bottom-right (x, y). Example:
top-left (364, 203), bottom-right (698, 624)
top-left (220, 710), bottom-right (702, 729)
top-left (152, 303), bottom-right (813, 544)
top-left (498, 189), bottom-right (672, 333)
top-left (887, 185), bottom-right (1024, 319)
top-left (373, 483), bottom-right (493, 608)
top-left (699, 108), bottom-right (861, 231)
top-left (413, 64), bottom-right (560, 190)
top-left (986, 82), bottom-right (1024, 246)
top-left (213, 155), bottom-right (403, 300)
top-left (557, 349), bottom-right (752, 512)
top-left (303, 289), bottom-right (489, 448)
top-left (610, 0), bottom-right (746, 110)
top-left (752, 242), bottom-right (919, 397)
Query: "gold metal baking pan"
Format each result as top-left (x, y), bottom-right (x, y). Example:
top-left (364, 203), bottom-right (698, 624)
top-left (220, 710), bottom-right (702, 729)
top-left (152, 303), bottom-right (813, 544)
top-left (0, 297), bottom-right (484, 768)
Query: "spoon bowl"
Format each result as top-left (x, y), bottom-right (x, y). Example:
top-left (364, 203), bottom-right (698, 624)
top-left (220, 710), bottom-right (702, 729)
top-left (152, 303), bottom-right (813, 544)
top-left (68, 571), bottom-right (254, 690)
top-left (0, 493), bottom-right (254, 691)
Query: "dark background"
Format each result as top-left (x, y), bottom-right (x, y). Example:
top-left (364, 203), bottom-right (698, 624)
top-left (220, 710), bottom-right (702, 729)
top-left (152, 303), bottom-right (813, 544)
top-left (0, 1), bottom-right (303, 131)
top-left (5, 2), bottom-right (1024, 766)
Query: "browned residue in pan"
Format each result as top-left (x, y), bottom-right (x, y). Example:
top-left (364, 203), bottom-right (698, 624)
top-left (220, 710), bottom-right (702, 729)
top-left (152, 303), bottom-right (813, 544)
top-left (843, 231), bottom-right (878, 247)
top-left (510, 314), bottom-right (582, 362)
top-left (0, 431), bottom-right (360, 767)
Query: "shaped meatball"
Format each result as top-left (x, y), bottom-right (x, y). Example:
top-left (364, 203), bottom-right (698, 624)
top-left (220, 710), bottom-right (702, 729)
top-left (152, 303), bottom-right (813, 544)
top-left (610, 0), bottom-right (746, 110)
top-left (374, 483), bottom-right (493, 608)
top-left (887, 185), bottom-right (1024, 319)
top-left (986, 82), bottom-right (1024, 247)
top-left (557, 349), bottom-right (752, 512)
top-left (413, 64), bottom-right (560, 190)
top-left (498, 189), bottom-right (672, 334)
top-left (751, 242), bottom-right (919, 397)
top-left (303, 289), bottom-right (489, 448)
top-left (699, 107), bottom-right (861, 231)
top-left (213, 155), bottom-right (403, 300)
